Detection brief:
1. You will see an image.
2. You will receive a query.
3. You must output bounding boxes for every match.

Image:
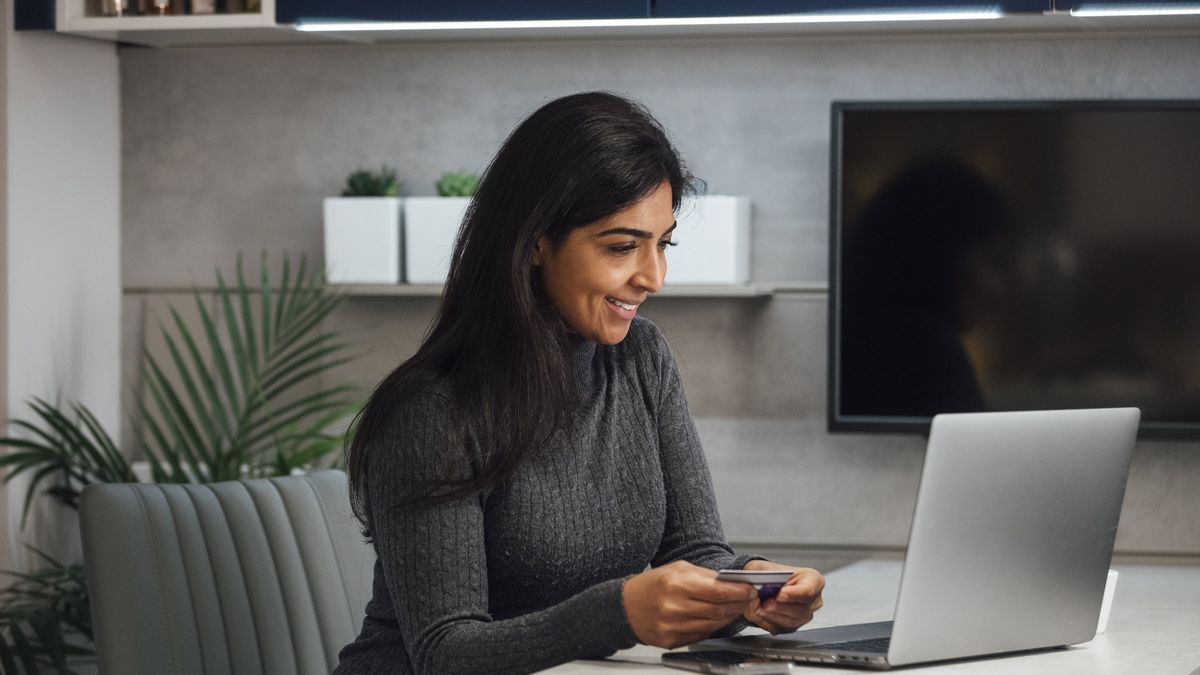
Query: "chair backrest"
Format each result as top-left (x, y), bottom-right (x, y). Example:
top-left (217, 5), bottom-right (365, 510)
top-left (80, 470), bottom-right (376, 675)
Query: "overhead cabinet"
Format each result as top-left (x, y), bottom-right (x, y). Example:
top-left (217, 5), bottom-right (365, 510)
top-left (30, 0), bottom-right (1200, 46)
top-left (650, 0), bottom-right (1052, 16)
top-left (277, 0), bottom-right (652, 24)
top-left (646, 0), bottom-right (1200, 15)
top-left (278, 0), bottom-right (1200, 23)
top-left (279, 0), bottom-right (1064, 23)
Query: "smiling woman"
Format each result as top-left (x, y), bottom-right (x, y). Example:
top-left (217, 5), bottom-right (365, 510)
top-left (335, 92), bottom-right (824, 674)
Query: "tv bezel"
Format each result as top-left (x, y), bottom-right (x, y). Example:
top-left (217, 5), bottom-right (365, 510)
top-left (827, 99), bottom-right (1200, 439)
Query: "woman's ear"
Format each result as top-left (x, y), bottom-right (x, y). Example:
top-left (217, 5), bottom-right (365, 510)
top-left (531, 236), bottom-right (548, 267)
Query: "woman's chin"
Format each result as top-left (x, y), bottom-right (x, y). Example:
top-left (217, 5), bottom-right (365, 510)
top-left (587, 323), bottom-right (631, 346)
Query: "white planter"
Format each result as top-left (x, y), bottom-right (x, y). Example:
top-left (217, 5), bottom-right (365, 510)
top-left (404, 196), bottom-right (470, 284)
top-left (322, 196), bottom-right (402, 284)
top-left (666, 195), bottom-right (751, 285)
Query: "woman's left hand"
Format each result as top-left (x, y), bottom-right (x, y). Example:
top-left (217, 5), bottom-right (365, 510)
top-left (740, 560), bottom-right (825, 634)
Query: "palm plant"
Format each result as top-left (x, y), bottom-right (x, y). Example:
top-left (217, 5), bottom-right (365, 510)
top-left (0, 252), bottom-right (360, 672)
top-left (0, 549), bottom-right (90, 675)
top-left (0, 404), bottom-right (126, 674)
top-left (139, 252), bottom-right (357, 483)
top-left (0, 400), bottom-right (132, 529)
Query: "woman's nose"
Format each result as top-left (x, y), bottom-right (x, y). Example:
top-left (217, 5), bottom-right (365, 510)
top-left (634, 249), bottom-right (665, 293)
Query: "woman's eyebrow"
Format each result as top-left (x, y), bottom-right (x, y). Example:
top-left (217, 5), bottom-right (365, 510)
top-left (594, 222), bottom-right (678, 239)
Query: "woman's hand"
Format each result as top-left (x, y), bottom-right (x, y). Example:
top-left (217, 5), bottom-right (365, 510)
top-left (622, 560), bottom-right (760, 649)
top-left (740, 560), bottom-right (825, 634)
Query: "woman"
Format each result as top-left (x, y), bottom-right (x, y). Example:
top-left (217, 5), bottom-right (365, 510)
top-left (335, 92), bottom-right (824, 674)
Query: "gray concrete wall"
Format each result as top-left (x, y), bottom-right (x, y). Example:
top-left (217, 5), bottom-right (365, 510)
top-left (120, 33), bottom-right (1200, 557)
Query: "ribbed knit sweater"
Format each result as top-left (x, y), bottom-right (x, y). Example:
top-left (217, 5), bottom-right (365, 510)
top-left (334, 317), bottom-right (757, 674)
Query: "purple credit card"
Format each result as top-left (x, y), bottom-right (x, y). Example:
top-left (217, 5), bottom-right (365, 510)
top-left (756, 583), bottom-right (784, 599)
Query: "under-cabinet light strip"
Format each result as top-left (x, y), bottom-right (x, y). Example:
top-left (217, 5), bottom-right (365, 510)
top-left (1070, 5), bottom-right (1200, 16)
top-left (294, 11), bottom-right (1005, 33)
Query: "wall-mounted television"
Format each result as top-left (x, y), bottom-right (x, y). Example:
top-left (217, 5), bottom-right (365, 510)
top-left (828, 100), bottom-right (1200, 438)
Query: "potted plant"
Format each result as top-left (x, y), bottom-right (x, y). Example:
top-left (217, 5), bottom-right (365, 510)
top-left (666, 194), bottom-right (751, 285)
top-left (403, 170), bottom-right (479, 285)
top-left (323, 165), bottom-right (404, 285)
top-left (0, 253), bottom-right (359, 671)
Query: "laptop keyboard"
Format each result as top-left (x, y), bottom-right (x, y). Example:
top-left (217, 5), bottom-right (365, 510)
top-left (818, 636), bottom-right (891, 653)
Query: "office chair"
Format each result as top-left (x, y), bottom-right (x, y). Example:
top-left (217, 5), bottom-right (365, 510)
top-left (80, 470), bottom-right (376, 675)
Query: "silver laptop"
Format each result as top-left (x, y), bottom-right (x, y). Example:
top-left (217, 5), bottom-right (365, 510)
top-left (693, 408), bottom-right (1139, 670)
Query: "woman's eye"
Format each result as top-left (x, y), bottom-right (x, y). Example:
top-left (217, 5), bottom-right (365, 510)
top-left (608, 243), bottom-right (637, 254)
top-left (658, 239), bottom-right (678, 250)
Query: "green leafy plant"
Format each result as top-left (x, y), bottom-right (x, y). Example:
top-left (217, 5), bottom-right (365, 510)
top-left (435, 170), bottom-right (480, 197)
top-left (0, 548), bottom-right (91, 675)
top-left (341, 165), bottom-right (401, 197)
top-left (0, 252), bottom-right (360, 670)
top-left (139, 252), bottom-right (358, 482)
top-left (0, 400), bottom-right (133, 529)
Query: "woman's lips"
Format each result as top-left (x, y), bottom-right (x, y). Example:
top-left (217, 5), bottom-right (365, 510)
top-left (605, 296), bottom-right (639, 319)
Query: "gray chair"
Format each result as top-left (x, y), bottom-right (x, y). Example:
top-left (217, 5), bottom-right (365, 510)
top-left (80, 470), bottom-right (376, 675)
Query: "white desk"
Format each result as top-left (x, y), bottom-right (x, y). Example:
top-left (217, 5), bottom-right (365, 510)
top-left (546, 559), bottom-right (1200, 673)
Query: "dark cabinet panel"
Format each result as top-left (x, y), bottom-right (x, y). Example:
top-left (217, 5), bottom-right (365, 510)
top-left (651, 0), bottom-right (1050, 17)
top-left (278, 1), bottom-right (651, 24)
top-left (15, 0), bottom-right (55, 30)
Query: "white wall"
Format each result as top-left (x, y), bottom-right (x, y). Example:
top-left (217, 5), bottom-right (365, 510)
top-left (0, 0), bottom-right (11, 574)
top-left (4, 12), bottom-right (120, 571)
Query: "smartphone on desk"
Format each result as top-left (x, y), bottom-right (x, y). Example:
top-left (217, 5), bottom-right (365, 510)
top-left (662, 650), bottom-right (796, 673)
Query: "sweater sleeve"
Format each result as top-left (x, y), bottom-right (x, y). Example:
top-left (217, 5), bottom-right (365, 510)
top-left (646, 325), bottom-right (753, 572)
top-left (367, 393), bottom-right (638, 675)
top-left (643, 325), bottom-right (764, 638)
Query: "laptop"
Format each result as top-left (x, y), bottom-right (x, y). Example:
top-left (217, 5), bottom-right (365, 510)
top-left (687, 408), bottom-right (1139, 670)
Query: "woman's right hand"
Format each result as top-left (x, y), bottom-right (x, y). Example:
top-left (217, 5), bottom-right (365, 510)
top-left (621, 560), bottom-right (760, 649)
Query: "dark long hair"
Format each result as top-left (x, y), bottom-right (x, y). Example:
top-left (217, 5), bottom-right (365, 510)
top-left (346, 92), bottom-right (700, 530)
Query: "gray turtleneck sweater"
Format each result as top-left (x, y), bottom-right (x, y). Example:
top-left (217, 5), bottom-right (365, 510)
top-left (334, 317), bottom-right (757, 674)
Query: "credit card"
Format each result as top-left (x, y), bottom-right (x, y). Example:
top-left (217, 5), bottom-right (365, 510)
top-left (716, 570), bottom-right (793, 599)
top-left (715, 570), bottom-right (793, 584)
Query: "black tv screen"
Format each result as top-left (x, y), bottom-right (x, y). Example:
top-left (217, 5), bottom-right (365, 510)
top-left (829, 101), bottom-right (1200, 438)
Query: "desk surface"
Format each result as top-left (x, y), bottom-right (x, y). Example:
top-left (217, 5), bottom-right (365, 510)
top-left (546, 559), bottom-right (1200, 674)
